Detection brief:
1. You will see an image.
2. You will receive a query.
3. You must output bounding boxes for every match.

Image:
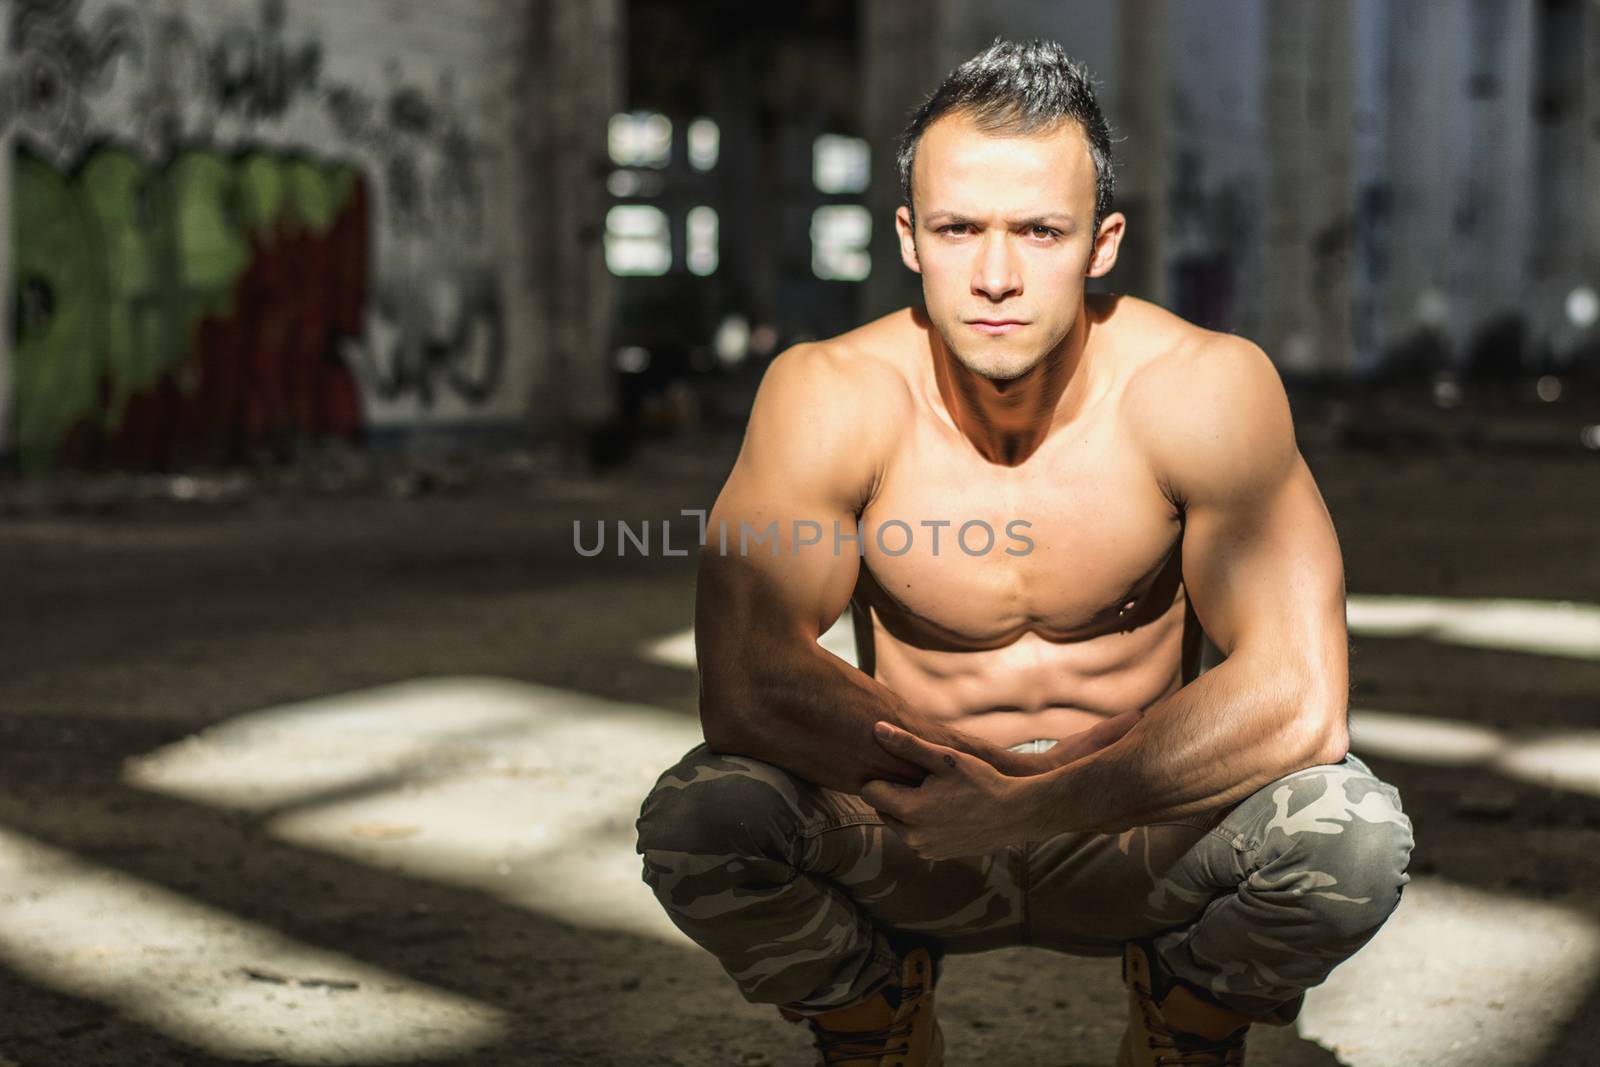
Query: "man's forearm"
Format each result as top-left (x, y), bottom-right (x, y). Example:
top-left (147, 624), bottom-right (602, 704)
top-left (703, 645), bottom-right (1029, 795)
top-left (1033, 707), bottom-right (1143, 771)
top-left (1018, 653), bottom-right (1348, 836)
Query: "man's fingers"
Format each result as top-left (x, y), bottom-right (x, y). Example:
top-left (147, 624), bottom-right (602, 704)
top-left (878, 811), bottom-right (917, 846)
top-left (860, 779), bottom-right (913, 818)
top-left (873, 721), bottom-right (962, 775)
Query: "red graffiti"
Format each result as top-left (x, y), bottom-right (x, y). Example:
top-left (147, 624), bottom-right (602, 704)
top-left (69, 177), bottom-right (370, 469)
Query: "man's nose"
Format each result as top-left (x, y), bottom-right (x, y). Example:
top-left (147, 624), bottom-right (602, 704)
top-left (972, 233), bottom-right (1022, 302)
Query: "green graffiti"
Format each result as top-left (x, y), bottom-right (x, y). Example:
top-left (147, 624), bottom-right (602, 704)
top-left (238, 152), bottom-right (354, 238)
top-left (81, 148), bottom-right (166, 419)
top-left (13, 152), bottom-right (108, 472)
top-left (237, 152), bottom-right (287, 235)
top-left (10, 145), bottom-right (361, 473)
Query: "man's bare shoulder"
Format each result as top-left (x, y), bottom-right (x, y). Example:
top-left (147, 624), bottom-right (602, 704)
top-left (1091, 293), bottom-right (1206, 361)
top-left (761, 312), bottom-right (919, 422)
top-left (1116, 312), bottom-right (1297, 505)
top-left (742, 317), bottom-right (917, 508)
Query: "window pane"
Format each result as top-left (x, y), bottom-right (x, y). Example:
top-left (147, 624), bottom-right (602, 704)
top-left (606, 205), bottom-right (671, 275)
top-left (688, 118), bottom-right (719, 171)
top-left (608, 112), bottom-right (672, 169)
top-left (811, 205), bottom-right (870, 281)
top-left (813, 135), bottom-right (870, 194)
top-left (687, 206), bottom-right (718, 276)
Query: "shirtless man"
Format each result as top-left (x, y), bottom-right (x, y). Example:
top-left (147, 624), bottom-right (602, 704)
top-left (636, 39), bottom-right (1412, 1067)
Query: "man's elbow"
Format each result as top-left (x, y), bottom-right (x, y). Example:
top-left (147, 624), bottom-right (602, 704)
top-left (701, 708), bottom-right (749, 754)
top-left (1248, 646), bottom-right (1349, 769)
top-left (698, 667), bottom-right (758, 753)
top-left (1294, 682), bottom-right (1350, 767)
top-left (1266, 637), bottom-right (1348, 766)
top-left (1314, 716), bottom-right (1351, 765)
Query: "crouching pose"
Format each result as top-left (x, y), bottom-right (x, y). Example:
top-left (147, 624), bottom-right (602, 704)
top-left (637, 38), bottom-right (1412, 1067)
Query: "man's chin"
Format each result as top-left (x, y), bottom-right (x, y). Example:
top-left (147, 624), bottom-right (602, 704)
top-left (946, 345), bottom-right (1047, 383)
top-left (928, 317), bottom-right (1056, 381)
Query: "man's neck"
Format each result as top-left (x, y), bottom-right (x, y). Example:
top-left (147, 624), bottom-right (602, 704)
top-left (929, 305), bottom-right (1100, 466)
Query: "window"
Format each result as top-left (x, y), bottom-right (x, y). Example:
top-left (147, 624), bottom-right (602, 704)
top-left (606, 205), bottom-right (671, 275)
top-left (608, 112), bottom-right (672, 169)
top-left (811, 206), bottom-right (870, 281)
top-left (687, 207), bottom-right (718, 276)
top-left (688, 118), bottom-right (719, 171)
top-left (813, 134), bottom-right (870, 194)
top-left (1568, 285), bottom-right (1599, 329)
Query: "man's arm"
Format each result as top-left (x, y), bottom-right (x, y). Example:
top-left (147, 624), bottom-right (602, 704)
top-left (1017, 336), bottom-right (1351, 836)
top-left (697, 344), bottom-right (1036, 795)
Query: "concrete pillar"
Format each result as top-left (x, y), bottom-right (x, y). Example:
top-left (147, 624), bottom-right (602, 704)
top-left (1349, 0), bottom-right (1391, 374)
top-left (0, 8), bottom-right (12, 462)
top-left (1533, 0), bottom-right (1600, 362)
top-left (704, 45), bottom-right (771, 329)
top-left (1588, 1), bottom-right (1600, 302)
top-left (860, 0), bottom-right (968, 320)
top-left (1382, 0), bottom-right (1459, 359)
top-left (1264, 0), bottom-right (1354, 376)
top-left (1459, 0), bottom-right (1533, 335)
top-left (1263, 0), bottom-right (1313, 373)
top-left (528, 0), bottom-right (621, 455)
top-left (1310, 0), bottom-right (1355, 376)
top-left (1113, 0), bottom-right (1168, 307)
top-left (1586, 0), bottom-right (1600, 372)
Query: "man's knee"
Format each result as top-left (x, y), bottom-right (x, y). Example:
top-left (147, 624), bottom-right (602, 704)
top-left (635, 743), bottom-right (808, 862)
top-left (1303, 809), bottom-right (1412, 928)
top-left (1257, 765), bottom-right (1415, 940)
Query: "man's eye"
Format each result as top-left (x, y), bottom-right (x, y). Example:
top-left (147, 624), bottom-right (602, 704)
top-left (1030, 226), bottom-right (1058, 239)
top-left (940, 224), bottom-right (971, 236)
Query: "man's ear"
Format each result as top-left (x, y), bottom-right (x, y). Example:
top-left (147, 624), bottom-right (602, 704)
top-left (895, 205), bottom-right (922, 274)
top-left (1086, 211), bottom-right (1126, 278)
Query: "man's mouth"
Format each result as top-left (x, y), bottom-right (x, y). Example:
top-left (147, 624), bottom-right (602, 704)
top-left (967, 319), bottom-right (1027, 335)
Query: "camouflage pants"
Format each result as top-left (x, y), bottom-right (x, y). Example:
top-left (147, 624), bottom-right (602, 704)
top-left (635, 739), bottom-right (1413, 1025)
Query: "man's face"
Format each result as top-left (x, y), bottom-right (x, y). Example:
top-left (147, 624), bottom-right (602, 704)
top-left (896, 112), bottom-right (1123, 382)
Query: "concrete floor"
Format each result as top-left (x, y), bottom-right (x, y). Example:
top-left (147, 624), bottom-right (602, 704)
top-left (0, 433), bottom-right (1597, 1066)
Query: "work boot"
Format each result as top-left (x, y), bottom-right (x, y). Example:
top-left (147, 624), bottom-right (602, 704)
top-left (1117, 939), bottom-right (1252, 1067)
top-left (777, 946), bottom-right (944, 1066)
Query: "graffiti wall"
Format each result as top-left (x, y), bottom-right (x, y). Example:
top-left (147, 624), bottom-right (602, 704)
top-left (0, 0), bottom-right (533, 471)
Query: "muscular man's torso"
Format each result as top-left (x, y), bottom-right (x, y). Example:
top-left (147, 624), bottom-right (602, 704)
top-left (837, 295), bottom-right (1209, 748)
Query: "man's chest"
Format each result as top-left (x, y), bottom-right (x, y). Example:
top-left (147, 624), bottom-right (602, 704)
top-left (854, 421), bottom-right (1184, 646)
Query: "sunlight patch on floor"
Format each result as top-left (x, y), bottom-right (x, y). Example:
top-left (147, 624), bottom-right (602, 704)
top-left (1292, 876), bottom-right (1600, 1067)
top-left (127, 676), bottom-right (703, 943)
top-left (1346, 709), bottom-right (1507, 766)
top-left (1351, 708), bottom-right (1600, 797)
top-left (125, 676), bottom-right (569, 812)
top-left (1346, 594), bottom-right (1600, 660)
top-left (0, 826), bottom-right (507, 1064)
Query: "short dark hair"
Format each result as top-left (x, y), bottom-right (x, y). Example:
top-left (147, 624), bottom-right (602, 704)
top-left (896, 38), bottom-right (1116, 235)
